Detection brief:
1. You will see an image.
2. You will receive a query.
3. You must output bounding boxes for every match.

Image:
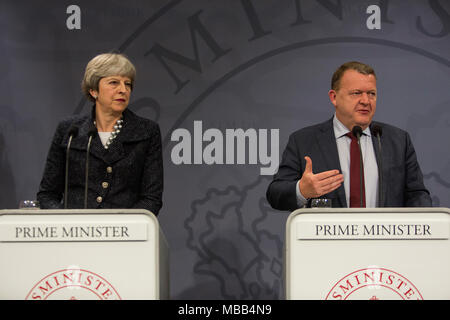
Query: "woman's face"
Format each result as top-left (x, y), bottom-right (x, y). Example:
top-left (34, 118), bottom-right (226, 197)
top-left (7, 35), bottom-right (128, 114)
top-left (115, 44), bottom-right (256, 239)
top-left (90, 75), bottom-right (132, 115)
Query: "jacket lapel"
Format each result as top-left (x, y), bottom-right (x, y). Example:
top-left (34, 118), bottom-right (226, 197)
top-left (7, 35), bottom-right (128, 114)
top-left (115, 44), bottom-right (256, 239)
top-left (101, 108), bottom-right (152, 164)
top-left (65, 108), bottom-right (151, 165)
top-left (67, 114), bottom-right (107, 161)
top-left (315, 118), bottom-right (347, 207)
top-left (370, 122), bottom-right (386, 207)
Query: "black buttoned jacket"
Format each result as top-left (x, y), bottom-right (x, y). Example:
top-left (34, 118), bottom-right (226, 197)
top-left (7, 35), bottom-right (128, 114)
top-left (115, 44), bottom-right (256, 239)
top-left (37, 107), bottom-right (163, 215)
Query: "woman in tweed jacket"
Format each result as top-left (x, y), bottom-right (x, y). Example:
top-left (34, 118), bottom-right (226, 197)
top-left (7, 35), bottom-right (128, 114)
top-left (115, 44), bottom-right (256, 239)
top-left (37, 53), bottom-right (163, 215)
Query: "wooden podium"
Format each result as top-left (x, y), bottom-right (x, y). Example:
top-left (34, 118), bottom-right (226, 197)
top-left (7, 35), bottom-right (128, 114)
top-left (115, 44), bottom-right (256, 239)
top-left (0, 209), bottom-right (169, 300)
top-left (285, 207), bottom-right (450, 300)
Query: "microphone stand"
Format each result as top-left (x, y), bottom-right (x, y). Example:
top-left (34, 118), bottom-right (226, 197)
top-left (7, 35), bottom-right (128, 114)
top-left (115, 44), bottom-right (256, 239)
top-left (84, 127), bottom-right (97, 209)
top-left (64, 126), bottom-right (78, 209)
top-left (372, 124), bottom-right (383, 207)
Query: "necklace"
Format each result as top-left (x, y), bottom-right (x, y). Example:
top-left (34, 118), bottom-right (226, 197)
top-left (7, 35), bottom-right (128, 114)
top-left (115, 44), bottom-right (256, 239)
top-left (94, 117), bottom-right (123, 149)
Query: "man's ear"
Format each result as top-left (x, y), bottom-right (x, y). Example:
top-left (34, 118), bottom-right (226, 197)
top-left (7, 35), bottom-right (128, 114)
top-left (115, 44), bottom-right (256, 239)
top-left (328, 89), bottom-right (337, 107)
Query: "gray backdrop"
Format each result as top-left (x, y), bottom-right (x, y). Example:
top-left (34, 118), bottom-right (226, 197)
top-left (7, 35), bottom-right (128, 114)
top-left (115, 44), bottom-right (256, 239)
top-left (1, 0), bottom-right (449, 299)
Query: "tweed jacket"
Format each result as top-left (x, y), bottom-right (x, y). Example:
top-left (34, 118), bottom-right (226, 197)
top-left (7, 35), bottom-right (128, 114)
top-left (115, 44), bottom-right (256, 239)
top-left (37, 107), bottom-right (163, 215)
top-left (266, 118), bottom-right (432, 211)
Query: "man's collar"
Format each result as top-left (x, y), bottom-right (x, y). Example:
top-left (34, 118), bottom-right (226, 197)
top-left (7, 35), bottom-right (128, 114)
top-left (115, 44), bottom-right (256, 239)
top-left (333, 113), bottom-right (372, 139)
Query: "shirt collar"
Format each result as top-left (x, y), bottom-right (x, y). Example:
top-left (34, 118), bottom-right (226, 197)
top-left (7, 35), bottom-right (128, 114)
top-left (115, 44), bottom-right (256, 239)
top-left (333, 113), bottom-right (372, 139)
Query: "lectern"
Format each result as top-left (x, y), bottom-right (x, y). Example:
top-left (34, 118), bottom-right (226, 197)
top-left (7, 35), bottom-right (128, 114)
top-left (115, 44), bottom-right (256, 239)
top-left (285, 207), bottom-right (450, 300)
top-left (0, 209), bottom-right (169, 300)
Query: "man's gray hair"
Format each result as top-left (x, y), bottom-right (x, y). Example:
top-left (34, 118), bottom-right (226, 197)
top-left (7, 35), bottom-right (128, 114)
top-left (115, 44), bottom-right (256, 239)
top-left (331, 61), bottom-right (376, 91)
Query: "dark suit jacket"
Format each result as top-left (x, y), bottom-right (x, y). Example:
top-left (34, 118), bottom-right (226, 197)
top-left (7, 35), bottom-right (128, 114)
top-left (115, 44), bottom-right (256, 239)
top-left (37, 107), bottom-right (163, 215)
top-left (266, 118), bottom-right (432, 211)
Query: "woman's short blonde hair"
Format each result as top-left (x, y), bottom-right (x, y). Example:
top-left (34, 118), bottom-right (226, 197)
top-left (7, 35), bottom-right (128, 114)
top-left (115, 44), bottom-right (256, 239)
top-left (81, 53), bottom-right (136, 102)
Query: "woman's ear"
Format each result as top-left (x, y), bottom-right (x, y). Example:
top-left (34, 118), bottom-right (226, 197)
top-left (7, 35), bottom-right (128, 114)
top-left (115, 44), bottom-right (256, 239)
top-left (89, 89), bottom-right (98, 100)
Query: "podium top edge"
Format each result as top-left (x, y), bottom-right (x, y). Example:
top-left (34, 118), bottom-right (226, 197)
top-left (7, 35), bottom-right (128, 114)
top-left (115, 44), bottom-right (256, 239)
top-left (286, 207), bottom-right (450, 224)
top-left (0, 208), bottom-right (157, 219)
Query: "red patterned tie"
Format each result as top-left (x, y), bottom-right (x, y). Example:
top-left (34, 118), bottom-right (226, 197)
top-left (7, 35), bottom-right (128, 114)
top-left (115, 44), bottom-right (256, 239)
top-left (346, 132), bottom-right (366, 207)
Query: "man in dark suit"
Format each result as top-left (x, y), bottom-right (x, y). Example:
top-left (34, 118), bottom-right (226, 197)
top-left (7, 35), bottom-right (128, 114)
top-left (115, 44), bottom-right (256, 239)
top-left (266, 61), bottom-right (431, 211)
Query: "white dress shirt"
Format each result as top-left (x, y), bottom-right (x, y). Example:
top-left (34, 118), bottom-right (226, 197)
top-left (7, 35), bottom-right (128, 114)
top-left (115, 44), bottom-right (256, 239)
top-left (296, 114), bottom-right (379, 207)
top-left (98, 132), bottom-right (112, 147)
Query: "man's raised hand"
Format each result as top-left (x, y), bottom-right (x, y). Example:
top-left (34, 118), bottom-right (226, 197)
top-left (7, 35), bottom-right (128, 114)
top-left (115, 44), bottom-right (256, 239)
top-left (299, 156), bottom-right (344, 199)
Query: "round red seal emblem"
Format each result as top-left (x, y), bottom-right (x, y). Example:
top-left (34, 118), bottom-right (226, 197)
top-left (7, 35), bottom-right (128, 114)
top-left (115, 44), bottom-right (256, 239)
top-left (326, 267), bottom-right (423, 300)
top-left (26, 268), bottom-right (121, 300)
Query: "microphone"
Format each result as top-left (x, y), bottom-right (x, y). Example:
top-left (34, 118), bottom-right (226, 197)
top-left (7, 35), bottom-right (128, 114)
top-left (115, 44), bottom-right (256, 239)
top-left (371, 124), bottom-right (383, 207)
top-left (352, 126), bottom-right (364, 208)
top-left (64, 125), bottom-right (79, 209)
top-left (84, 126), bottom-right (98, 209)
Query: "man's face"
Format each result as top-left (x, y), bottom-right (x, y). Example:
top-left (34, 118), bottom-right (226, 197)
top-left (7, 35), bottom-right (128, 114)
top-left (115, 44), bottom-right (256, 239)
top-left (328, 69), bottom-right (377, 130)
